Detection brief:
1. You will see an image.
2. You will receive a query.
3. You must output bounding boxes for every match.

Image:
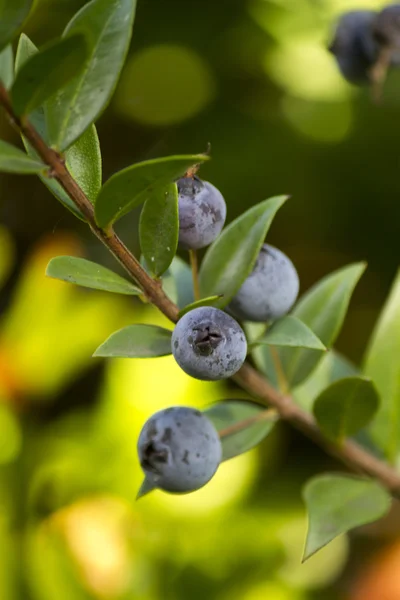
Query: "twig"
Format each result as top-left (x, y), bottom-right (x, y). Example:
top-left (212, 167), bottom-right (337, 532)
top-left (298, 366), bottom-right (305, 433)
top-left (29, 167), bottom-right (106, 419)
top-left (2, 82), bottom-right (400, 496)
top-left (189, 249), bottom-right (200, 301)
top-left (219, 408), bottom-right (278, 439)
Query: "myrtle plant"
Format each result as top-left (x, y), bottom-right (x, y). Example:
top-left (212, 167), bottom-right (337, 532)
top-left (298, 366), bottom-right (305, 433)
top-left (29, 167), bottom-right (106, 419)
top-left (1, 0), bottom-right (400, 564)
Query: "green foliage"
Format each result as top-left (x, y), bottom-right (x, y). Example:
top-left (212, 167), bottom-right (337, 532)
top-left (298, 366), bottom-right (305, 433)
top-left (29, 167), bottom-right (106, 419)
top-left (204, 400), bottom-right (277, 461)
top-left (166, 256), bottom-right (194, 309)
top-left (313, 377), bottom-right (379, 443)
top-left (252, 316), bottom-right (326, 350)
top-left (0, 140), bottom-right (45, 174)
top-left (93, 324), bottom-right (173, 358)
top-left (139, 183), bottom-right (178, 277)
top-left (178, 295), bottom-right (223, 318)
top-left (11, 34), bottom-right (88, 117)
top-left (303, 474), bottom-right (391, 561)
top-left (95, 155), bottom-right (208, 228)
top-left (293, 351), bottom-right (358, 412)
top-left (15, 34), bottom-right (101, 218)
top-left (364, 270), bottom-right (400, 462)
top-left (0, 0), bottom-right (33, 51)
top-left (47, 0), bottom-right (137, 151)
top-left (251, 263), bottom-right (365, 389)
top-left (199, 196), bottom-right (288, 305)
top-left (46, 256), bottom-right (141, 295)
top-left (0, 45), bottom-right (13, 89)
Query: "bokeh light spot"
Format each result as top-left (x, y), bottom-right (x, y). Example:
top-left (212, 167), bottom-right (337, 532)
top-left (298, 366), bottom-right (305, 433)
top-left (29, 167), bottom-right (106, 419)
top-left (115, 45), bottom-right (216, 126)
top-left (282, 95), bottom-right (352, 143)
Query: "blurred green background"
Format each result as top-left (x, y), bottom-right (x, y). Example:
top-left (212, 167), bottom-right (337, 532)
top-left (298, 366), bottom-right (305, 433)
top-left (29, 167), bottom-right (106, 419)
top-left (1, 0), bottom-right (400, 598)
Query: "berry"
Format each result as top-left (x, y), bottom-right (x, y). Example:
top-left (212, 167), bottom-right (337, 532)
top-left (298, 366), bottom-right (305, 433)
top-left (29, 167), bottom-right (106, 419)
top-left (177, 176), bottom-right (226, 250)
top-left (328, 11), bottom-right (379, 84)
top-left (137, 406), bottom-right (222, 493)
top-left (228, 244), bottom-right (299, 322)
top-left (373, 5), bottom-right (400, 65)
top-left (171, 306), bottom-right (247, 381)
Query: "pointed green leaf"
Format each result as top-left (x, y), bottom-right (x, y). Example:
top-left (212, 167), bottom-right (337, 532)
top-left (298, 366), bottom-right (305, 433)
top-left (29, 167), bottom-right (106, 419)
top-left (0, 45), bottom-right (13, 89)
top-left (15, 34), bottom-right (46, 136)
top-left (46, 256), bottom-right (141, 295)
top-left (204, 400), bottom-right (277, 461)
top-left (178, 295), bottom-right (223, 318)
top-left (139, 183), bottom-right (179, 277)
top-left (136, 478), bottom-right (156, 500)
top-left (93, 325), bottom-right (172, 358)
top-left (303, 474), bottom-right (391, 561)
top-left (11, 34), bottom-right (89, 117)
top-left (168, 256), bottom-right (194, 309)
top-left (0, 140), bottom-right (45, 173)
top-left (313, 377), bottom-right (379, 442)
top-left (95, 154), bottom-right (208, 228)
top-left (0, 0), bottom-right (33, 51)
top-left (364, 270), bottom-right (400, 462)
top-left (47, 0), bottom-right (137, 151)
top-left (199, 196), bottom-right (288, 306)
top-left (293, 350), bottom-right (358, 412)
top-left (253, 316), bottom-right (326, 350)
top-left (251, 263), bottom-right (366, 389)
top-left (15, 33), bottom-right (101, 218)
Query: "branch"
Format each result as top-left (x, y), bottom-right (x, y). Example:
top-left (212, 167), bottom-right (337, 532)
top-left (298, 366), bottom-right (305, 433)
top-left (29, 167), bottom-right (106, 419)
top-left (2, 83), bottom-right (400, 496)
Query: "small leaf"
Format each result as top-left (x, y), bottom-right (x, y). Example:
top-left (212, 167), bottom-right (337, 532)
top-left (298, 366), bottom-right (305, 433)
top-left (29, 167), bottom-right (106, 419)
top-left (47, 0), bottom-right (137, 151)
top-left (178, 295), bottom-right (223, 318)
top-left (93, 325), bottom-right (172, 358)
top-left (139, 183), bottom-right (178, 277)
top-left (15, 34), bottom-right (46, 136)
top-left (95, 154), bottom-right (208, 228)
top-left (253, 316), bottom-right (326, 350)
top-left (46, 256), bottom-right (141, 295)
top-left (303, 474), bottom-right (391, 561)
top-left (251, 263), bottom-right (366, 389)
top-left (313, 377), bottom-right (379, 442)
top-left (364, 270), bottom-right (400, 462)
top-left (136, 478), bottom-right (156, 500)
top-left (199, 196), bottom-right (288, 306)
top-left (11, 34), bottom-right (88, 117)
top-left (0, 0), bottom-right (33, 51)
top-left (0, 45), bottom-right (13, 89)
top-left (293, 350), bottom-right (358, 412)
top-left (0, 140), bottom-right (45, 173)
top-left (168, 256), bottom-right (194, 309)
top-left (204, 400), bottom-right (277, 461)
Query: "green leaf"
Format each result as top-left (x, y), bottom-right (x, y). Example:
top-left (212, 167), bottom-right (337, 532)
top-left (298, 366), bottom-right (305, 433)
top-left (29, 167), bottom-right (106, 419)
top-left (313, 377), bottom-right (379, 442)
top-left (93, 325), bottom-right (172, 358)
top-left (47, 0), bottom-right (137, 151)
top-left (251, 263), bottom-right (366, 389)
top-left (0, 140), bottom-right (45, 173)
top-left (15, 34), bottom-right (101, 218)
top-left (0, 45), bottom-right (13, 89)
top-left (95, 154), bottom-right (208, 228)
top-left (293, 350), bottom-right (358, 412)
top-left (178, 295), bottom-right (223, 318)
top-left (364, 270), bottom-right (400, 462)
top-left (46, 256), bottom-right (140, 295)
top-left (199, 196), bottom-right (288, 306)
top-left (204, 400), bottom-right (277, 461)
top-left (253, 316), bottom-right (326, 350)
top-left (15, 34), bottom-right (46, 136)
top-left (168, 256), bottom-right (194, 309)
top-left (0, 0), bottom-right (33, 51)
top-left (139, 183), bottom-right (178, 277)
top-left (303, 474), bottom-right (391, 561)
top-left (136, 478), bottom-right (156, 500)
top-left (11, 34), bottom-right (88, 117)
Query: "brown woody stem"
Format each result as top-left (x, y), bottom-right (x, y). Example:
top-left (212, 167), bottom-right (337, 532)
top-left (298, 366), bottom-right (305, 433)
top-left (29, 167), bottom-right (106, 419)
top-left (2, 83), bottom-right (400, 496)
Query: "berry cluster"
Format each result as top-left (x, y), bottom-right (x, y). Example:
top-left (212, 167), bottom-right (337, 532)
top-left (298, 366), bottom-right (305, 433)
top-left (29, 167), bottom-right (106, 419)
top-left (138, 176), bottom-right (300, 494)
top-left (329, 4), bottom-right (400, 86)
